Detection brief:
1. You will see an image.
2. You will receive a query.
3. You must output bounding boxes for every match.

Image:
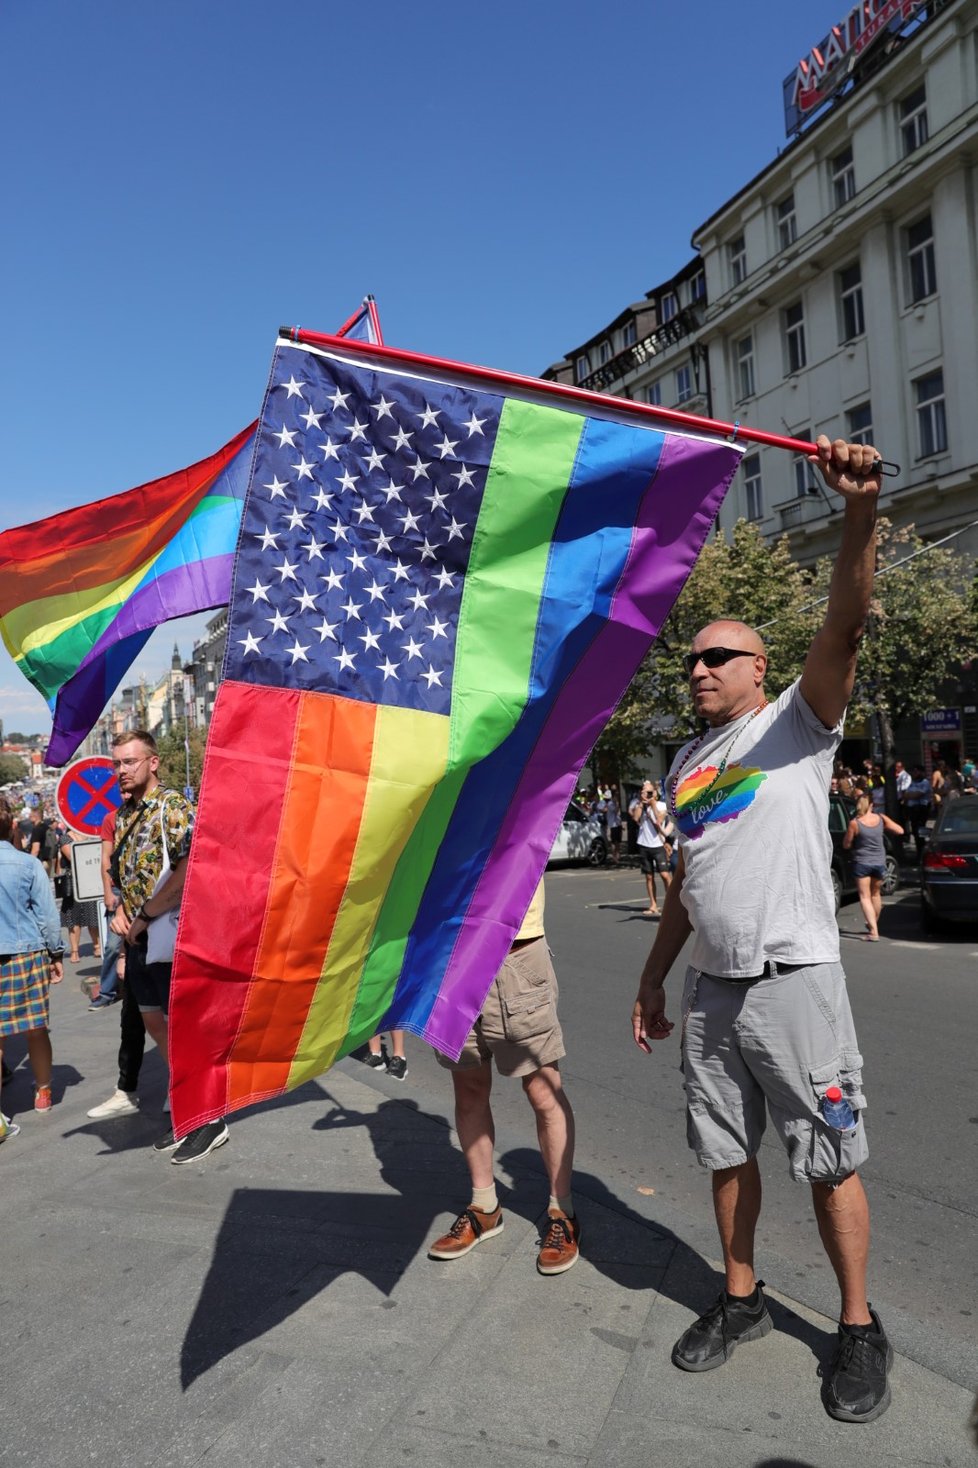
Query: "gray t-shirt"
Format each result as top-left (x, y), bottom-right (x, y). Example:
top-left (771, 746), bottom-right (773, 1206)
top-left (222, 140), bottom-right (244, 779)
top-left (667, 679), bottom-right (842, 977)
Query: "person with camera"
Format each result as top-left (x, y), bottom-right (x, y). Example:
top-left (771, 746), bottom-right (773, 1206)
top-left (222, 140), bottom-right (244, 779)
top-left (629, 780), bottom-right (673, 916)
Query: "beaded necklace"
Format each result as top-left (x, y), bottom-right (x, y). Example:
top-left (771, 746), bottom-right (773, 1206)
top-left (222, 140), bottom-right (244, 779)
top-left (667, 699), bottom-right (768, 823)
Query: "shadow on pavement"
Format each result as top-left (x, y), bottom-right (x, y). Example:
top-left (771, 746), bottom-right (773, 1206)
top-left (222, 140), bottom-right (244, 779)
top-left (179, 1093), bottom-right (833, 1391)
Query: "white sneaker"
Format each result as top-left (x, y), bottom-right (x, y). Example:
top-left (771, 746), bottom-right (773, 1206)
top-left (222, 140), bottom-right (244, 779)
top-left (86, 1088), bottom-right (139, 1119)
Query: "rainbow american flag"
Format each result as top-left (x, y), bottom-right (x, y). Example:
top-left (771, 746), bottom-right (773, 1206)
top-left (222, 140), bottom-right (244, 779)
top-left (168, 331), bottom-right (743, 1135)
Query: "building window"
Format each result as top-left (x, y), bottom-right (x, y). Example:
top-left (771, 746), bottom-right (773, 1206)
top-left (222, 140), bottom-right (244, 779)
top-left (743, 453), bottom-right (763, 521)
top-left (899, 84), bottom-right (928, 157)
top-left (675, 364), bottom-right (692, 403)
top-left (783, 301), bottom-right (806, 374)
top-left (598, 340), bottom-right (612, 365)
top-left (838, 262), bottom-right (865, 341)
top-left (831, 145), bottom-right (856, 207)
top-left (660, 292), bottom-right (678, 323)
top-left (575, 354), bottom-right (590, 382)
top-left (793, 447), bottom-right (814, 499)
top-left (735, 334), bottom-right (755, 400)
top-left (847, 402), bottom-right (874, 445)
top-left (915, 371), bottom-right (947, 457)
top-left (689, 270), bottom-right (706, 303)
top-left (622, 320), bottom-right (637, 348)
top-left (776, 193), bottom-right (797, 251)
top-left (906, 214), bottom-right (936, 304)
top-left (729, 235), bottom-right (747, 286)
top-left (646, 382), bottom-right (662, 407)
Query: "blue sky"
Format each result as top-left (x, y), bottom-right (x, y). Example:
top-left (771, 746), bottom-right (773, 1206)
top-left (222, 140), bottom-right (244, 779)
top-left (0, 0), bottom-right (840, 737)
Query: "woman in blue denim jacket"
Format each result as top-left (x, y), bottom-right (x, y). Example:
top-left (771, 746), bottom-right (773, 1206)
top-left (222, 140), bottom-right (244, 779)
top-left (0, 799), bottom-right (64, 1135)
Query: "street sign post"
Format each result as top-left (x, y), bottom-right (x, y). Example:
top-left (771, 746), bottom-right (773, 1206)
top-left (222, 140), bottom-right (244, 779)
top-left (69, 838), bottom-right (104, 903)
top-left (55, 757), bottom-right (121, 837)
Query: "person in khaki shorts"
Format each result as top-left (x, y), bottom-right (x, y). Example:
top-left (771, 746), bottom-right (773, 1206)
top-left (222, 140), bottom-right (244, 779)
top-left (428, 879), bottom-right (580, 1275)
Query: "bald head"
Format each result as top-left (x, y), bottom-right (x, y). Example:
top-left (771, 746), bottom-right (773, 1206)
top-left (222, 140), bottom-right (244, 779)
top-left (694, 620), bottom-right (766, 657)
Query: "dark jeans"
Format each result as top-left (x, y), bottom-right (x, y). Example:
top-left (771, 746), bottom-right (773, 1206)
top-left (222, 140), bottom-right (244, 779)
top-left (117, 976), bottom-right (146, 1094)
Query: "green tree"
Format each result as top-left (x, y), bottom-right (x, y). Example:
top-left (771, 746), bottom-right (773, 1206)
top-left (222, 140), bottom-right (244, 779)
top-left (594, 519), bottom-right (817, 777)
top-left (808, 518), bottom-right (976, 762)
top-left (593, 515), bottom-right (976, 789)
top-left (0, 753), bottom-right (30, 785)
top-left (155, 727), bottom-right (208, 799)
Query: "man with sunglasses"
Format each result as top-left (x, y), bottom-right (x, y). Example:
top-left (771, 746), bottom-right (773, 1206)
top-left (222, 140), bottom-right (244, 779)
top-left (632, 436), bottom-right (893, 1423)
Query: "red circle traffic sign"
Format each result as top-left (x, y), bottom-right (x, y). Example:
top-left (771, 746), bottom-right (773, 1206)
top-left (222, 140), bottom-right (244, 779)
top-left (55, 757), bottom-right (122, 837)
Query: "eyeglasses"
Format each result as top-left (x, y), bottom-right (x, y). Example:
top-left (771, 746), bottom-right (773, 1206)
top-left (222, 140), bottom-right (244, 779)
top-left (682, 647), bottom-right (757, 678)
top-left (112, 757), bottom-right (150, 771)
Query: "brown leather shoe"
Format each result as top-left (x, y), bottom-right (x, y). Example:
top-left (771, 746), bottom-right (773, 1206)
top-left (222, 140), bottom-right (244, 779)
top-left (428, 1205), bottom-right (504, 1260)
top-left (537, 1210), bottom-right (580, 1275)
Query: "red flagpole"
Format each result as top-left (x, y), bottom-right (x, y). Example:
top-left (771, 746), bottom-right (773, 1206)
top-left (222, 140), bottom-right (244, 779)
top-left (280, 325), bottom-right (894, 469)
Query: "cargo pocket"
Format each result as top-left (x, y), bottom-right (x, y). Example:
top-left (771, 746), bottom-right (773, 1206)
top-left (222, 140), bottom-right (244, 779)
top-left (499, 944), bottom-right (557, 1044)
top-left (806, 1053), bottom-right (869, 1181)
top-left (809, 1052), bottom-right (867, 1117)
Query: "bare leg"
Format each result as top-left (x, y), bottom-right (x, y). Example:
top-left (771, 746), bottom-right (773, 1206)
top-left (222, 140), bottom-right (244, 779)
top-left (522, 1064), bottom-right (575, 1198)
top-left (855, 876), bottom-right (878, 938)
top-left (389, 1029), bottom-right (406, 1059)
top-left (69, 924), bottom-right (81, 960)
top-left (25, 1027), bottom-right (53, 1090)
top-left (451, 1063), bottom-right (495, 1190)
top-left (644, 871), bottom-right (658, 914)
top-left (811, 1173), bottom-right (871, 1324)
top-left (712, 1158), bottom-right (762, 1296)
top-left (871, 877), bottom-right (883, 926)
top-left (367, 1035), bottom-right (383, 1057)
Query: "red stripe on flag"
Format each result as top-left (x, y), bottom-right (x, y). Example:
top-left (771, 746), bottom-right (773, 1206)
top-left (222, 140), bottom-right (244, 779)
top-left (225, 691), bottom-right (377, 1108)
top-left (169, 680), bottom-right (300, 1133)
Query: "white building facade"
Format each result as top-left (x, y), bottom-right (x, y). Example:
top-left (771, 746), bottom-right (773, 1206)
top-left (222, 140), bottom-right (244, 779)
top-left (695, 0), bottom-right (978, 563)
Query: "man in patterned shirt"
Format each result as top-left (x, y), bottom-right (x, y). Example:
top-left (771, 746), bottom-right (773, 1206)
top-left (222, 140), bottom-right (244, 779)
top-left (87, 731), bottom-right (227, 1165)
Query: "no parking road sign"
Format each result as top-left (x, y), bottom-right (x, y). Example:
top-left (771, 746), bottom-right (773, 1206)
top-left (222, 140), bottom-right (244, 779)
top-left (56, 757), bottom-right (121, 837)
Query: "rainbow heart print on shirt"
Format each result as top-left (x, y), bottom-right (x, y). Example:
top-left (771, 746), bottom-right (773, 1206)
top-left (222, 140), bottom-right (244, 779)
top-left (673, 762), bottom-right (768, 840)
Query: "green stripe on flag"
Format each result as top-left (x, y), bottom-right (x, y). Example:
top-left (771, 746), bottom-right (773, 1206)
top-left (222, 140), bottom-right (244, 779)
top-left (343, 396), bottom-right (584, 1045)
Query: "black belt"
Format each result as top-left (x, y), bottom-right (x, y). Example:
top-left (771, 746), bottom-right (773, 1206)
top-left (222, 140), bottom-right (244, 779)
top-left (702, 960), bottom-right (808, 985)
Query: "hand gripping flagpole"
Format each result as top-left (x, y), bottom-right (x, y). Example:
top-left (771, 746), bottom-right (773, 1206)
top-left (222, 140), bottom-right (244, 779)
top-left (280, 326), bottom-right (899, 477)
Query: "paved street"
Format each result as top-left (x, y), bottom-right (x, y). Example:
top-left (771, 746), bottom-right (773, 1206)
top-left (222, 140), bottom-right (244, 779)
top-left (2, 864), bottom-right (976, 1467)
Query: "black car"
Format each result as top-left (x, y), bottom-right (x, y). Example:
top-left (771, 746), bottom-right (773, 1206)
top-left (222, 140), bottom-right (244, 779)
top-left (920, 793), bottom-right (978, 930)
top-left (827, 793), bottom-right (900, 913)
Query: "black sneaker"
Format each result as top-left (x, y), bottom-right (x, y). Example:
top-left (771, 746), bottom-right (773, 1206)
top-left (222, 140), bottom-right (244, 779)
top-left (152, 1128), bottom-right (179, 1152)
top-left (821, 1308), bottom-right (893, 1423)
top-left (170, 1119), bottom-right (229, 1165)
top-left (672, 1282), bottom-right (773, 1371)
top-left (363, 1052), bottom-right (387, 1071)
top-left (387, 1056), bottom-right (408, 1081)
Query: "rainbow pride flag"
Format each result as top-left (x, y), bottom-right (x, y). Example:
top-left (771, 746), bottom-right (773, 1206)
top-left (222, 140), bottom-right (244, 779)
top-left (0, 425), bottom-right (257, 765)
top-left (168, 331), bottom-right (743, 1135)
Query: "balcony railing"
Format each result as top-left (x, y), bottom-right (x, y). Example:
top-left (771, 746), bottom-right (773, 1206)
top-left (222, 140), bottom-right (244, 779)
top-left (577, 306), bottom-right (702, 394)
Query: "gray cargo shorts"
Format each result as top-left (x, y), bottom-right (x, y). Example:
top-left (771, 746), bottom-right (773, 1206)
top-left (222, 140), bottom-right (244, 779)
top-left (680, 960), bottom-right (869, 1183)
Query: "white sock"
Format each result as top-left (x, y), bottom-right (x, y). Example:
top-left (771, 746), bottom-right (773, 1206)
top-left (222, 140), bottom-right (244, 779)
top-left (471, 1184), bottom-right (498, 1213)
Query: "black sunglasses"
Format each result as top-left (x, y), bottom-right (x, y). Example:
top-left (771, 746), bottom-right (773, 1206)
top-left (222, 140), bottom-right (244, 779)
top-left (682, 646), bottom-right (757, 677)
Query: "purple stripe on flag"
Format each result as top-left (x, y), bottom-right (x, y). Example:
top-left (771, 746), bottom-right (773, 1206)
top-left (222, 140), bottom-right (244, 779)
top-left (422, 434), bottom-right (737, 1056)
top-left (73, 555), bottom-right (236, 679)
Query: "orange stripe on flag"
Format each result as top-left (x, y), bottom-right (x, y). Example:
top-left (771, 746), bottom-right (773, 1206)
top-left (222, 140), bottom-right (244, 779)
top-left (226, 691), bottom-right (377, 1106)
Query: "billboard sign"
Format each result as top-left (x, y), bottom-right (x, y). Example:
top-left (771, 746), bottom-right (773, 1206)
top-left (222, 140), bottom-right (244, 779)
top-left (783, 0), bottom-right (924, 135)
